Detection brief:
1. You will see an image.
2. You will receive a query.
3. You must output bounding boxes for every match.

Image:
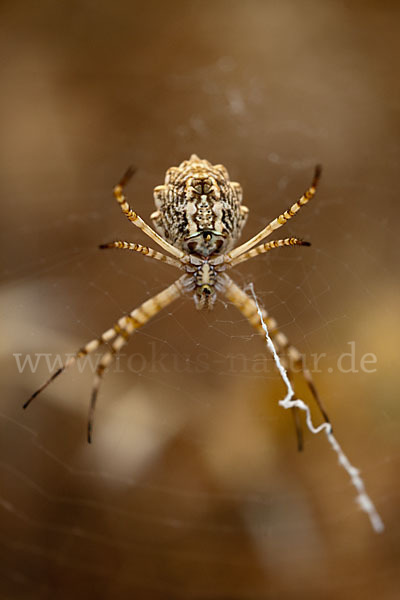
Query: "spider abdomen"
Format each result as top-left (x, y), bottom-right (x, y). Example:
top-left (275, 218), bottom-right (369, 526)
top-left (151, 155), bottom-right (248, 257)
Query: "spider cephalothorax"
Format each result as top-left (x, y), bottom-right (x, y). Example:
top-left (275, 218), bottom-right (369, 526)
top-left (151, 155), bottom-right (249, 256)
top-left (181, 255), bottom-right (228, 310)
top-left (25, 156), bottom-right (329, 446)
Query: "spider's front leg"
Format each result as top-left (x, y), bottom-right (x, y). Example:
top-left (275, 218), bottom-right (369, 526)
top-left (223, 275), bottom-right (330, 449)
top-left (113, 167), bottom-right (185, 259)
top-left (25, 277), bottom-right (185, 442)
top-left (228, 165), bottom-right (321, 260)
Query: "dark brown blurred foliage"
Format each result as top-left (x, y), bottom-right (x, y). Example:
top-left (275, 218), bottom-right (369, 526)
top-left (1, 1), bottom-right (399, 598)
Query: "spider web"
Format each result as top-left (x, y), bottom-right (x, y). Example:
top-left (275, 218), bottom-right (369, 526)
top-left (1, 2), bottom-right (399, 599)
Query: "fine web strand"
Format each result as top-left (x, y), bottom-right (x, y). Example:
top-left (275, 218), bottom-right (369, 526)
top-left (247, 283), bottom-right (384, 534)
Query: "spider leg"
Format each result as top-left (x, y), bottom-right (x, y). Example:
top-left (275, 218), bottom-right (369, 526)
top-left (223, 275), bottom-right (330, 446)
top-left (23, 326), bottom-right (119, 409)
top-left (25, 277), bottom-right (184, 443)
top-left (228, 166), bottom-right (321, 260)
top-left (229, 237), bottom-right (310, 267)
top-left (285, 366), bottom-right (304, 451)
top-left (291, 406), bottom-right (304, 452)
top-left (273, 350), bottom-right (304, 451)
top-left (286, 348), bottom-right (331, 425)
top-left (113, 167), bottom-right (185, 259)
top-left (99, 240), bottom-right (183, 269)
top-left (85, 277), bottom-right (184, 442)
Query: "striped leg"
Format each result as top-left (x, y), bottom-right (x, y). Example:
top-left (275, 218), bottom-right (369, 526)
top-left (228, 166), bottom-right (321, 260)
top-left (223, 276), bottom-right (330, 449)
top-left (285, 367), bottom-right (304, 451)
top-left (23, 327), bottom-right (119, 409)
top-left (224, 276), bottom-right (304, 449)
top-left (269, 347), bottom-right (304, 450)
top-left (113, 167), bottom-right (184, 259)
top-left (25, 278), bottom-right (184, 442)
top-left (86, 277), bottom-right (183, 442)
top-left (99, 240), bottom-right (183, 269)
top-left (229, 237), bottom-right (310, 267)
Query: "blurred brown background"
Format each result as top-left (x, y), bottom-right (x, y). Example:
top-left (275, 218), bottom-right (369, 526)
top-left (1, 1), bottom-right (399, 598)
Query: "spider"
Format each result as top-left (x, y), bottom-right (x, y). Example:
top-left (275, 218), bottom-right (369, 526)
top-left (25, 154), bottom-right (330, 445)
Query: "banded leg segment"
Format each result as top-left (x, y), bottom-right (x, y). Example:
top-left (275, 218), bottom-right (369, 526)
top-left (113, 167), bottom-right (185, 259)
top-left (23, 326), bottom-right (119, 409)
top-left (224, 277), bottom-right (304, 448)
top-left (99, 240), bottom-right (183, 269)
top-left (86, 277), bottom-right (184, 442)
top-left (25, 278), bottom-right (184, 442)
top-left (228, 166), bottom-right (321, 260)
top-left (223, 276), bottom-right (330, 445)
top-left (229, 237), bottom-right (310, 267)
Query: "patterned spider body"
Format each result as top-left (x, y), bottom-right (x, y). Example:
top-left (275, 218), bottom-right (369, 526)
top-left (182, 254), bottom-right (228, 310)
top-left (151, 155), bottom-right (249, 257)
top-left (150, 155), bottom-right (250, 309)
top-left (25, 156), bottom-right (327, 446)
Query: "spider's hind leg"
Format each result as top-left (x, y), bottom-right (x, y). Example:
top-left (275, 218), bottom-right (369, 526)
top-left (23, 327), bottom-right (119, 409)
top-left (285, 345), bottom-right (331, 427)
top-left (25, 278), bottom-right (184, 443)
top-left (223, 276), bottom-right (331, 448)
top-left (281, 358), bottom-right (304, 451)
top-left (86, 322), bottom-right (136, 443)
top-left (291, 406), bottom-right (304, 452)
top-left (85, 278), bottom-right (183, 442)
